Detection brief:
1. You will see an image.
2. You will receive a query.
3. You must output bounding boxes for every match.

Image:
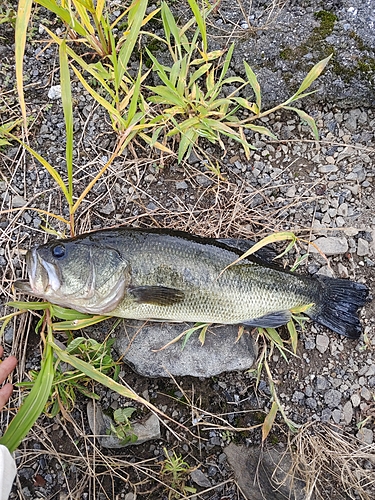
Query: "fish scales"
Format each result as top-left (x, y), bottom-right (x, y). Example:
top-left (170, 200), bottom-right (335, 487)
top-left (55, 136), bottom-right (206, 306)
top-left (15, 227), bottom-right (369, 338)
top-left (91, 230), bottom-right (313, 323)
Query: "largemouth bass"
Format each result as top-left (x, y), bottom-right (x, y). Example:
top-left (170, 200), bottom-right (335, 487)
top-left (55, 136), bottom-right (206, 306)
top-left (15, 227), bottom-right (369, 338)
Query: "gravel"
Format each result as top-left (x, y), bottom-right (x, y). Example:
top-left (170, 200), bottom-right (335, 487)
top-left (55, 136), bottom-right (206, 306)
top-left (0, 0), bottom-right (374, 499)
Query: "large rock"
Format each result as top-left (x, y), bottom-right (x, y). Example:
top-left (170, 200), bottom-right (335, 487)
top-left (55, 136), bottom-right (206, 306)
top-left (224, 443), bottom-right (308, 500)
top-left (225, 0), bottom-right (375, 108)
top-left (115, 321), bottom-right (257, 378)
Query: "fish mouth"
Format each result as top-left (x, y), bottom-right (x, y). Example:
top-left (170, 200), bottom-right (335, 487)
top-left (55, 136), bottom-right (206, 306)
top-left (14, 249), bottom-right (38, 294)
top-left (15, 247), bottom-right (62, 296)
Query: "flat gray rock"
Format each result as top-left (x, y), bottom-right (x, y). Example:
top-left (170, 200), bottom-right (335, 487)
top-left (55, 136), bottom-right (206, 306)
top-left (310, 236), bottom-right (348, 255)
top-left (224, 443), bottom-right (308, 500)
top-left (87, 401), bottom-right (161, 448)
top-left (115, 321), bottom-right (257, 378)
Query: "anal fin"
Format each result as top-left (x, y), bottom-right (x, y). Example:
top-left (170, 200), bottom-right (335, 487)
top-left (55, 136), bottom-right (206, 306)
top-left (242, 310), bottom-right (291, 328)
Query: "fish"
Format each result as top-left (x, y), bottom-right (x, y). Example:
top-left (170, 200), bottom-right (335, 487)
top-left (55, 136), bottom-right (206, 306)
top-left (14, 227), bottom-right (369, 338)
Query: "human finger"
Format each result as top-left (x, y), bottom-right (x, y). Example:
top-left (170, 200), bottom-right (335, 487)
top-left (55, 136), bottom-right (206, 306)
top-left (0, 383), bottom-right (14, 411)
top-left (0, 356), bottom-right (17, 385)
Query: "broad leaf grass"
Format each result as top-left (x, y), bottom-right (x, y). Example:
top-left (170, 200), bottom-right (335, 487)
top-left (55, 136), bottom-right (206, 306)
top-left (14, 0), bottom-right (331, 168)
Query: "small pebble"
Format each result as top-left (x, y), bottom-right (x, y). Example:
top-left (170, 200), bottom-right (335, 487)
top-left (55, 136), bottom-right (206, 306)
top-left (356, 428), bottom-right (373, 445)
top-left (342, 401), bottom-right (353, 424)
top-left (332, 409), bottom-right (341, 424)
top-left (175, 181), bottom-right (188, 190)
top-left (357, 238), bottom-right (370, 256)
top-left (48, 85), bottom-right (62, 100)
top-left (324, 389), bottom-right (342, 408)
top-left (318, 165), bottom-right (338, 173)
top-left (316, 334), bottom-right (329, 354)
top-left (351, 393), bottom-right (361, 407)
top-left (360, 386), bottom-right (372, 401)
top-left (12, 195), bottom-right (27, 208)
top-left (190, 469), bottom-right (211, 488)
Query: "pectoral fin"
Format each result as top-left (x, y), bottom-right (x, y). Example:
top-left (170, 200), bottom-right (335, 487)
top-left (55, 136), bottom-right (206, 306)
top-left (129, 285), bottom-right (184, 306)
top-left (242, 310), bottom-right (291, 328)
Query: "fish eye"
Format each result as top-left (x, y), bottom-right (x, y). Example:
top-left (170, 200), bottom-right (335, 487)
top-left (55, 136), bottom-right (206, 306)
top-left (52, 244), bottom-right (66, 259)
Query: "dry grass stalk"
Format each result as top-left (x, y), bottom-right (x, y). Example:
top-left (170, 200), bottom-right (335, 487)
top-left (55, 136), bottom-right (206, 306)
top-left (207, 0), bottom-right (287, 38)
top-left (280, 422), bottom-right (375, 500)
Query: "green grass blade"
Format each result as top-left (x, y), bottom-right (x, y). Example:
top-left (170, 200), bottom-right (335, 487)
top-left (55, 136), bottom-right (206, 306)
top-left (108, 25), bottom-right (119, 92)
top-left (125, 64), bottom-right (143, 127)
top-left (187, 0), bottom-right (207, 52)
top-left (283, 106), bottom-right (319, 140)
top-left (206, 43), bottom-right (235, 101)
top-left (180, 323), bottom-right (209, 349)
top-left (219, 232), bottom-right (297, 274)
top-left (73, 0), bottom-right (95, 34)
top-left (290, 253), bottom-right (309, 272)
top-left (167, 116), bottom-right (200, 136)
top-left (43, 26), bottom-right (115, 98)
top-left (0, 342), bottom-right (54, 452)
top-left (293, 54), bottom-right (332, 97)
top-left (232, 97), bottom-right (258, 114)
top-left (206, 98), bottom-right (232, 111)
top-left (287, 320), bottom-right (298, 355)
top-left (188, 62), bottom-right (211, 87)
top-left (52, 316), bottom-right (108, 331)
top-left (178, 128), bottom-right (197, 162)
top-left (95, 0), bottom-right (105, 19)
top-left (181, 326), bottom-right (199, 349)
top-left (243, 61), bottom-right (261, 112)
top-left (50, 305), bottom-right (94, 320)
top-left (145, 50), bottom-right (177, 92)
top-left (160, 2), bottom-right (171, 46)
top-left (50, 340), bottom-right (165, 419)
top-left (138, 132), bottom-right (174, 154)
top-left (262, 400), bottom-right (278, 442)
top-left (7, 301), bottom-right (50, 311)
top-left (6, 133), bottom-right (71, 203)
top-left (198, 324), bottom-right (208, 345)
top-left (170, 59), bottom-right (181, 87)
top-left (219, 43), bottom-right (234, 82)
top-left (15, 0), bottom-right (33, 127)
top-left (264, 327), bottom-right (284, 348)
top-left (206, 68), bottom-right (214, 93)
top-left (244, 124), bottom-right (277, 139)
top-left (219, 76), bottom-right (246, 86)
top-left (191, 49), bottom-right (225, 65)
top-left (70, 65), bottom-right (124, 125)
top-left (0, 119), bottom-right (23, 142)
top-left (177, 56), bottom-right (188, 96)
top-left (116, 0), bottom-right (147, 87)
top-left (161, 1), bottom-right (182, 58)
top-left (59, 41), bottom-right (74, 204)
top-left (36, 0), bottom-right (86, 36)
top-left (147, 85), bottom-right (185, 107)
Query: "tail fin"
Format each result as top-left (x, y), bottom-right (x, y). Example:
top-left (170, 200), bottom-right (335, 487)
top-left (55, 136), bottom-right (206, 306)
top-left (307, 276), bottom-right (369, 339)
